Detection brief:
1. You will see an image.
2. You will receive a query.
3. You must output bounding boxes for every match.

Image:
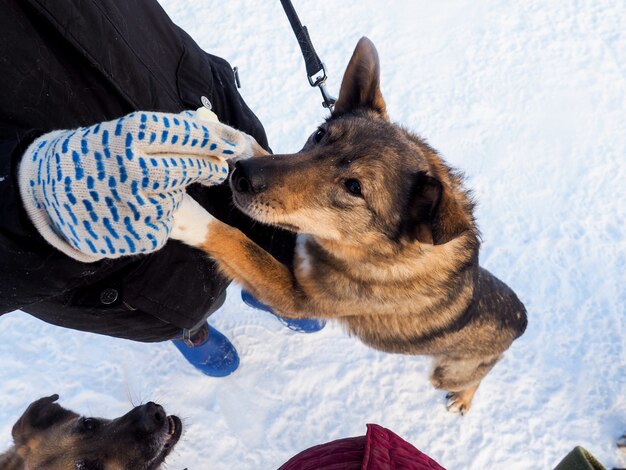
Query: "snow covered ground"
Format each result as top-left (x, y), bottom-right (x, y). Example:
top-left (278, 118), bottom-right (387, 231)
top-left (1, 1), bottom-right (625, 468)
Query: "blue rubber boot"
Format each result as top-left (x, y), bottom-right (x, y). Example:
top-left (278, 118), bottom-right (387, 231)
top-left (172, 323), bottom-right (239, 377)
top-left (241, 290), bottom-right (326, 333)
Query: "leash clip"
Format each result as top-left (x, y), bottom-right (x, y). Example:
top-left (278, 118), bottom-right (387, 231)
top-left (308, 63), bottom-right (336, 111)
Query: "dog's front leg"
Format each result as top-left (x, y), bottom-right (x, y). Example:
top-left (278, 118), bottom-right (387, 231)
top-left (171, 194), bottom-right (309, 317)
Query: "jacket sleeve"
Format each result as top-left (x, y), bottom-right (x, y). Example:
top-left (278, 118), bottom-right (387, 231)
top-left (0, 127), bottom-right (111, 314)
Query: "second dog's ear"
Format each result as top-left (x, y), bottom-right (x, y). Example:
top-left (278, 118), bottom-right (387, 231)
top-left (12, 394), bottom-right (77, 445)
top-left (333, 37), bottom-right (387, 119)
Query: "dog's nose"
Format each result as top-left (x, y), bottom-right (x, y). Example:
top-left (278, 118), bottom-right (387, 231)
top-left (137, 402), bottom-right (166, 434)
top-left (232, 160), bottom-right (266, 194)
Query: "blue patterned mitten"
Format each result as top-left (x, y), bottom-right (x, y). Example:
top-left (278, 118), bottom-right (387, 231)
top-left (19, 111), bottom-right (261, 262)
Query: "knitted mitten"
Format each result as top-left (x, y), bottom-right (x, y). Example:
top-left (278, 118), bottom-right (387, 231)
top-left (19, 110), bottom-right (261, 262)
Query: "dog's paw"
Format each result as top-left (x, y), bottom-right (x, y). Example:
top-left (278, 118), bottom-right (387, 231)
top-left (171, 193), bottom-right (217, 247)
top-left (445, 390), bottom-right (474, 415)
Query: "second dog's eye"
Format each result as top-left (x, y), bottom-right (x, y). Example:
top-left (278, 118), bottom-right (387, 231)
top-left (344, 179), bottom-right (363, 197)
top-left (313, 127), bottom-right (326, 143)
top-left (81, 417), bottom-right (99, 431)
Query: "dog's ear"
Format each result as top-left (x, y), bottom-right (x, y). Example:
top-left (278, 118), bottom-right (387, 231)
top-left (333, 37), bottom-right (387, 119)
top-left (400, 172), bottom-right (442, 244)
top-left (400, 172), bottom-right (473, 245)
top-left (12, 394), bottom-right (77, 445)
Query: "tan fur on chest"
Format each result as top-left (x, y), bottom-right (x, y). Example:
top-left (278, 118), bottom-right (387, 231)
top-left (293, 233), bottom-right (479, 352)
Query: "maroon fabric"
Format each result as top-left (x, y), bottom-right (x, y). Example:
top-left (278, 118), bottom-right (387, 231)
top-left (278, 436), bottom-right (365, 470)
top-left (278, 424), bottom-right (445, 470)
top-left (362, 424), bottom-right (446, 470)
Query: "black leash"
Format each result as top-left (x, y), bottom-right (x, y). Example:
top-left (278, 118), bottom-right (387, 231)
top-left (279, 0), bottom-right (336, 111)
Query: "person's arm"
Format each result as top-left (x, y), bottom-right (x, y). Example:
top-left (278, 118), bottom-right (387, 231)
top-left (1, 112), bottom-right (262, 314)
top-left (0, 127), bottom-right (102, 314)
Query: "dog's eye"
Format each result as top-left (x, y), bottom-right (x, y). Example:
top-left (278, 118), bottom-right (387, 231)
top-left (344, 178), bottom-right (362, 197)
top-left (313, 127), bottom-right (326, 143)
top-left (81, 417), bottom-right (99, 432)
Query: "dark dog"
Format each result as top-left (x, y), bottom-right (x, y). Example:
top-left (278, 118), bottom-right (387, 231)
top-left (172, 37), bottom-right (527, 414)
top-left (0, 394), bottom-right (182, 469)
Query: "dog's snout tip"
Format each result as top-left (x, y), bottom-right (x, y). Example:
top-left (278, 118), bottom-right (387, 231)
top-left (153, 406), bottom-right (166, 424)
top-left (231, 166), bottom-right (250, 193)
top-left (231, 167), bottom-right (250, 193)
top-left (231, 162), bottom-right (266, 194)
top-left (138, 402), bottom-right (167, 432)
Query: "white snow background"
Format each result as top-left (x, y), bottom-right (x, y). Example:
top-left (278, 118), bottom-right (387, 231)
top-left (1, 1), bottom-right (625, 468)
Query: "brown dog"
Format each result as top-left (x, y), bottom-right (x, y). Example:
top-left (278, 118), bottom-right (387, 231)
top-left (172, 37), bottom-right (527, 414)
top-left (0, 394), bottom-right (182, 469)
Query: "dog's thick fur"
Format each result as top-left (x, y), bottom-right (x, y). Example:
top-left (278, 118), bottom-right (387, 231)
top-left (0, 394), bottom-right (182, 469)
top-left (172, 37), bottom-right (527, 413)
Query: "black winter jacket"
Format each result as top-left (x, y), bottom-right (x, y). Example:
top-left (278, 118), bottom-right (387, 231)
top-left (0, 0), bottom-right (294, 342)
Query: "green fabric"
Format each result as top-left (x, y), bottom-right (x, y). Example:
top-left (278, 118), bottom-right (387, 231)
top-left (554, 446), bottom-right (606, 470)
